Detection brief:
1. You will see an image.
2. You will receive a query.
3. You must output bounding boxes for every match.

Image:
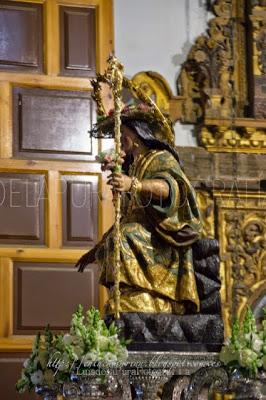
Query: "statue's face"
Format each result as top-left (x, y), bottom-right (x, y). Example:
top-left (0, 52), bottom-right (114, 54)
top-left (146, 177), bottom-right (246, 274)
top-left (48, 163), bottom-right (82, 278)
top-left (121, 125), bottom-right (137, 155)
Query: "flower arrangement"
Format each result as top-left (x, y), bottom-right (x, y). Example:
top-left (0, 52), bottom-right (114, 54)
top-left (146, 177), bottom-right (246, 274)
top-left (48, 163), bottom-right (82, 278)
top-left (16, 306), bottom-right (128, 394)
top-left (95, 149), bottom-right (125, 172)
top-left (219, 307), bottom-right (266, 378)
top-left (97, 103), bottom-right (152, 123)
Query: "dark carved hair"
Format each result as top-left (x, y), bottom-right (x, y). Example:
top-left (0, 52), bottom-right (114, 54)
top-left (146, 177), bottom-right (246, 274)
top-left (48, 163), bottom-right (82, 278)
top-left (122, 119), bottom-right (183, 173)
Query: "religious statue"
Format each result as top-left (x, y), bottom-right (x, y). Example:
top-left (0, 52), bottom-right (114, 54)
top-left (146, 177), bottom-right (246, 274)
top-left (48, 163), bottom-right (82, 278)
top-left (76, 57), bottom-right (223, 349)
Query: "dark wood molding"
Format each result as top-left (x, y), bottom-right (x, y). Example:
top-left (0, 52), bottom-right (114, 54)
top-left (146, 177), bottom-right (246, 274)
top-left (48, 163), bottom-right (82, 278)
top-left (13, 87), bottom-right (96, 161)
top-left (13, 261), bottom-right (99, 334)
top-left (62, 175), bottom-right (98, 247)
top-left (0, 1), bottom-right (43, 73)
top-left (0, 173), bottom-right (45, 245)
top-left (60, 6), bottom-right (96, 77)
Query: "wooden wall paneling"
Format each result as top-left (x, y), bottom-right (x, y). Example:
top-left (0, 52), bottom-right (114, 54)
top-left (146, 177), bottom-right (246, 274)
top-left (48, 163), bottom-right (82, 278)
top-left (45, 0), bottom-right (113, 76)
top-left (97, 0), bottom-right (114, 73)
top-left (0, 258), bottom-right (13, 338)
top-left (60, 6), bottom-right (96, 77)
top-left (0, 353), bottom-right (38, 400)
top-left (0, 73), bottom-right (93, 89)
top-left (13, 261), bottom-right (99, 334)
top-left (47, 170), bottom-right (61, 248)
top-left (0, 248), bottom-right (87, 263)
top-left (0, 173), bottom-right (46, 245)
top-left (0, 338), bottom-right (33, 352)
top-left (55, 0), bottom-right (114, 74)
top-left (0, 0), bottom-right (114, 356)
top-left (98, 172), bottom-right (113, 311)
top-left (61, 174), bottom-right (99, 247)
top-left (0, 81), bottom-right (12, 158)
top-left (0, 158), bottom-right (102, 174)
top-left (44, 0), bottom-right (59, 75)
top-left (13, 87), bottom-right (95, 160)
top-left (0, 1), bottom-right (43, 73)
top-left (0, 0), bottom-right (113, 86)
top-left (3, 0), bottom-right (45, 3)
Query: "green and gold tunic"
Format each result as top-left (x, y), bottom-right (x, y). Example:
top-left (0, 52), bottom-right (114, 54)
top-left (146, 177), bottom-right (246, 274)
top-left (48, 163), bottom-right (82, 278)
top-left (96, 149), bottom-right (202, 315)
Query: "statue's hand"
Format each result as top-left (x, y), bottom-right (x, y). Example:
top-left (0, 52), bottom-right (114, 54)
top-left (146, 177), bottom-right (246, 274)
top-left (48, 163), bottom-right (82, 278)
top-left (75, 247), bottom-right (97, 272)
top-left (107, 172), bottom-right (132, 192)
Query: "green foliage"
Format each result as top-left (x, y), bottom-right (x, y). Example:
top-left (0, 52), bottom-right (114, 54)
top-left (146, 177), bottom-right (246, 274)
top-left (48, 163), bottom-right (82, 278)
top-left (16, 306), bottom-right (129, 394)
top-left (220, 307), bottom-right (266, 378)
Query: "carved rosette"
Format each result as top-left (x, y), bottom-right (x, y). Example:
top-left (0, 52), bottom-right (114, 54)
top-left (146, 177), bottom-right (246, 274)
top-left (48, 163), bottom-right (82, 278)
top-left (216, 193), bottom-right (266, 336)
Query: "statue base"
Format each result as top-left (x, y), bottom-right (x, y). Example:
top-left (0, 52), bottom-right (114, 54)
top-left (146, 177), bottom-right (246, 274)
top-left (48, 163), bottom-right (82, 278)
top-left (105, 312), bottom-right (224, 352)
top-left (36, 351), bottom-right (228, 400)
top-left (127, 350), bottom-right (227, 399)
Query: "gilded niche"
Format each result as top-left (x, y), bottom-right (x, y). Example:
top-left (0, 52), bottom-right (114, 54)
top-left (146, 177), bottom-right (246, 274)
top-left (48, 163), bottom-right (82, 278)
top-left (216, 193), bottom-right (266, 336)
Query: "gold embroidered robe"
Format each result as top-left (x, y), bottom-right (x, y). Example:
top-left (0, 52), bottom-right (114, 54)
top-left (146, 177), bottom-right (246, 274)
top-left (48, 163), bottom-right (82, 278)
top-left (96, 149), bottom-right (202, 315)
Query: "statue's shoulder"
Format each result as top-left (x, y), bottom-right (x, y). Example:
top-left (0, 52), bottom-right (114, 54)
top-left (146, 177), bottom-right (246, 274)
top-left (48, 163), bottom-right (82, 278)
top-left (136, 150), bottom-right (180, 180)
top-left (147, 149), bottom-right (179, 170)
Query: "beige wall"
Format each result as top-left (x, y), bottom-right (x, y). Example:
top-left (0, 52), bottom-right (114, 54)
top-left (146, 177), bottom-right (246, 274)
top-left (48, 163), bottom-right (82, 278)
top-left (113, 0), bottom-right (211, 146)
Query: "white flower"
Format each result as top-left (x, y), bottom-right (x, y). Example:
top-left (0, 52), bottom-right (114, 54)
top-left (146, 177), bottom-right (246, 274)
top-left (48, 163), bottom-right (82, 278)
top-left (238, 348), bottom-right (258, 368)
top-left (23, 358), bottom-right (30, 369)
top-left (109, 334), bottom-right (120, 346)
top-left (244, 333), bottom-right (252, 342)
top-left (97, 335), bottom-right (110, 351)
top-left (63, 334), bottom-right (73, 345)
top-left (103, 352), bottom-right (117, 363)
top-left (81, 350), bottom-right (99, 366)
top-left (251, 336), bottom-right (263, 354)
top-left (30, 370), bottom-right (44, 385)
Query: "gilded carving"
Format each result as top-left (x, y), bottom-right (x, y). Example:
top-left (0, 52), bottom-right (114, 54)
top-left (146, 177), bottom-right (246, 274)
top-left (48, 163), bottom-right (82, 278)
top-left (216, 193), bottom-right (266, 336)
top-left (131, 0), bottom-right (266, 148)
top-left (251, 1), bottom-right (266, 6)
top-left (196, 190), bottom-right (215, 239)
top-left (251, 8), bottom-right (266, 75)
top-left (178, 0), bottom-right (247, 123)
top-left (201, 120), bottom-right (266, 153)
top-left (131, 71), bottom-right (184, 123)
top-left (252, 1), bottom-right (266, 118)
